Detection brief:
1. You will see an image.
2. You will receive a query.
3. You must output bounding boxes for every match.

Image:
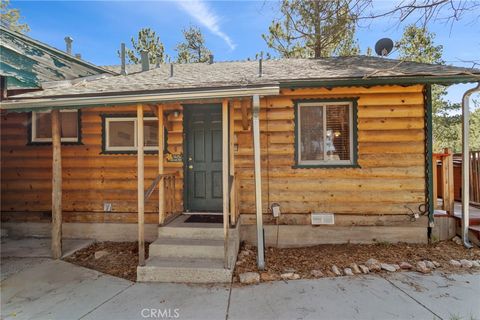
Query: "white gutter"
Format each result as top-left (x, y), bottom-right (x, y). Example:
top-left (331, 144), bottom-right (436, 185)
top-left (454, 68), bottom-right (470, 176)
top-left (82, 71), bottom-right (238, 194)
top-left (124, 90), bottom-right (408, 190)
top-left (252, 94), bottom-right (265, 270)
top-left (461, 82), bottom-right (480, 249)
top-left (0, 85), bottom-right (280, 111)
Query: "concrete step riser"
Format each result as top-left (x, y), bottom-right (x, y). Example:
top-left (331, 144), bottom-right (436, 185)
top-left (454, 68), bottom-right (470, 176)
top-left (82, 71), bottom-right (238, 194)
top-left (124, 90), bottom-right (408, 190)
top-left (158, 227), bottom-right (225, 240)
top-left (148, 244), bottom-right (224, 259)
top-left (137, 267), bottom-right (232, 283)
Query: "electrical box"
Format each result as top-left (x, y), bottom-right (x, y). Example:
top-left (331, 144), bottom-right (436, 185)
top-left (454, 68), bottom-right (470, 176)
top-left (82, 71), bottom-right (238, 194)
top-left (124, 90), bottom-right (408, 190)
top-left (311, 213), bottom-right (334, 225)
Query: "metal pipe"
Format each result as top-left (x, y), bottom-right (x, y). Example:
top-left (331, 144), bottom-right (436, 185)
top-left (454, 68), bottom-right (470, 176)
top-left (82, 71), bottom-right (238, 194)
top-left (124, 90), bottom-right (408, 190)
top-left (252, 94), bottom-right (265, 270)
top-left (140, 50), bottom-right (150, 72)
top-left (64, 36), bottom-right (73, 55)
top-left (461, 82), bottom-right (480, 248)
top-left (120, 43), bottom-right (127, 76)
top-left (258, 59), bottom-right (263, 77)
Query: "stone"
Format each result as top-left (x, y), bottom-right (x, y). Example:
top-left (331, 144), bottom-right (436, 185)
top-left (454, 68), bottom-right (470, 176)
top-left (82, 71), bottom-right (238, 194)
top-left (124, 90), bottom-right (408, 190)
top-left (460, 259), bottom-right (473, 268)
top-left (235, 260), bottom-right (244, 266)
top-left (424, 260), bottom-right (436, 269)
top-left (449, 259), bottom-right (461, 267)
top-left (260, 272), bottom-right (279, 282)
top-left (472, 260), bottom-right (480, 268)
top-left (399, 262), bottom-right (413, 270)
top-left (239, 272), bottom-right (260, 284)
top-left (344, 268), bottom-right (354, 276)
top-left (331, 265), bottom-right (342, 276)
top-left (94, 250), bottom-right (109, 260)
top-left (365, 258), bottom-right (381, 272)
top-left (359, 265), bottom-right (370, 274)
top-left (416, 261), bottom-right (430, 274)
top-left (381, 263), bottom-right (397, 272)
top-left (238, 250), bottom-right (251, 260)
top-left (432, 261), bottom-right (441, 268)
top-left (282, 268), bottom-right (296, 273)
top-left (350, 263), bottom-right (361, 274)
top-left (310, 270), bottom-right (324, 278)
top-left (393, 264), bottom-right (400, 271)
top-left (280, 272), bottom-right (300, 280)
top-left (452, 236), bottom-right (462, 245)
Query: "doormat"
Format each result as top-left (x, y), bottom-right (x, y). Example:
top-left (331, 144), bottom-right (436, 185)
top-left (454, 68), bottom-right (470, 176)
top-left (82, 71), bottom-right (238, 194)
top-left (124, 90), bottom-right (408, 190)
top-left (184, 215), bottom-right (223, 223)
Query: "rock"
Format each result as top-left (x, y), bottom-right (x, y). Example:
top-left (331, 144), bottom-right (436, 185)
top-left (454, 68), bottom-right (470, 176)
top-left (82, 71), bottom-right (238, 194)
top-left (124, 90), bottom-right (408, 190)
top-left (235, 260), bottom-right (244, 266)
top-left (359, 265), bottom-right (370, 274)
top-left (238, 250), bottom-right (251, 260)
top-left (94, 250), bottom-right (109, 260)
top-left (472, 260), bottom-right (480, 268)
top-left (393, 264), bottom-right (401, 271)
top-left (399, 262), bottom-right (413, 270)
top-left (344, 268), bottom-right (354, 276)
top-left (331, 265), bottom-right (342, 276)
top-left (280, 272), bottom-right (300, 280)
top-left (449, 259), bottom-right (461, 267)
top-left (416, 261), bottom-right (430, 274)
top-left (460, 259), bottom-right (473, 268)
top-left (350, 263), bottom-right (361, 274)
top-left (424, 260), bottom-right (436, 269)
top-left (283, 268), bottom-right (296, 273)
top-left (432, 261), bottom-right (441, 268)
top-left (260, 272), bottom-right (279, 282)
top-left (310, 270), bottom-right (324, 278)
top-left (452, 236), bottom-right (462, 245)
top-left (365, 258), bottom-right (381, 272)
top-left (381, 263), bottom-right (397, 272)
top-left (239, 272), bottom-right (260, 284)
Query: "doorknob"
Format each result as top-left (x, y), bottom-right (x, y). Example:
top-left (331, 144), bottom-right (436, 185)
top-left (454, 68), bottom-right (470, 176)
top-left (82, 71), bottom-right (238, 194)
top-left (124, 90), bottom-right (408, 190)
top-left (188, 165), bottom-right (193, 169)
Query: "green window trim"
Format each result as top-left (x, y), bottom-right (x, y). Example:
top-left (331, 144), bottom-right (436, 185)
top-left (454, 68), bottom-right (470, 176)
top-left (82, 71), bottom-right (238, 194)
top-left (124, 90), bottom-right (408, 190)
top-left (293, 98), bottom-right (359, 169)
top-left (27, 110), bottom-right (83, 146)
top-left (100, 113), bottom-right (168, 155)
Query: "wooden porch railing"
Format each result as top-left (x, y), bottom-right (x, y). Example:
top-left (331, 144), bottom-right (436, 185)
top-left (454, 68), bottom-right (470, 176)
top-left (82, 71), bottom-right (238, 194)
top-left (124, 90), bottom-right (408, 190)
top-left (470, 151), bottom-right (480, 206)
top-left (433, 148), bottom-right (454, 214)
top-left (145, 173), bottom-right (176, 223)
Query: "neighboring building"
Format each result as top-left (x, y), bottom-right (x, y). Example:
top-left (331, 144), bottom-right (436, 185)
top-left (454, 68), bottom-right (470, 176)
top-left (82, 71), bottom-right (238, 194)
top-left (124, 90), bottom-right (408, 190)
top-left (1, 52), bottom-right (479, 282)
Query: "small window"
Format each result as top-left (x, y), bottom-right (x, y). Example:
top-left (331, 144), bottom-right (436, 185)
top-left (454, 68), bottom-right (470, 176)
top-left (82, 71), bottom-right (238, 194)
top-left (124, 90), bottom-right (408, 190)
top-left (296, 101), bottom-right (356, 167)
top-left (104, 116), bottom-right (161, 152)
top-left (31, 110), bottom-right (80, 143)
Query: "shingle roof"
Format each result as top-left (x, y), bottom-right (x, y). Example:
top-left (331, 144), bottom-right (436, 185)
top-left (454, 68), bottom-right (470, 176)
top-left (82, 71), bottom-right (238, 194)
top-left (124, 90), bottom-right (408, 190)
top-left (11, 56), bottom-right (480, 99)
top-left (0, 26), bottom-right (114, 89)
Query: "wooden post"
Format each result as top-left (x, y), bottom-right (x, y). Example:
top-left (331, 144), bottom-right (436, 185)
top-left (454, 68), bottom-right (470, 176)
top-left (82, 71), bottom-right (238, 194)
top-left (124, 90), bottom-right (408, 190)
top-left (444, 148), bottom-right (454, 214)
top-left (51, 110), bottom-right (62, 259)
top-left (229, 101), bottom-right (236, 226)
top-left (158, 104), bottom-right (165, 225)
top-left (222, 99), bottom-right (229, 268)
top-left (137, 104), bottom-right (145, 266)
top-left (432, 155), bottom-right (438, 210)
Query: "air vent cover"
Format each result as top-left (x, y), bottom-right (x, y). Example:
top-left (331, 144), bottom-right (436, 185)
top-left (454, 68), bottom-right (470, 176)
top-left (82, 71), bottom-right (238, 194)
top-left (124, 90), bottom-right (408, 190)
top-left (311, 213), bottom-right (335, 225)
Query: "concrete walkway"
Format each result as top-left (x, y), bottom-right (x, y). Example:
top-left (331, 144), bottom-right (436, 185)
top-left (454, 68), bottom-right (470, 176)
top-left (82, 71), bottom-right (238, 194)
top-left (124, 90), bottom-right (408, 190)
top-left (1, 258), bottom-right (479, 320)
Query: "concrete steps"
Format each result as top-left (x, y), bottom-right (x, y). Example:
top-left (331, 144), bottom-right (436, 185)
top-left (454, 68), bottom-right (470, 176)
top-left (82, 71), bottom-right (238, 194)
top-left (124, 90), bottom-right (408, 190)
top-left (137, 215), bottom-right (239, 283)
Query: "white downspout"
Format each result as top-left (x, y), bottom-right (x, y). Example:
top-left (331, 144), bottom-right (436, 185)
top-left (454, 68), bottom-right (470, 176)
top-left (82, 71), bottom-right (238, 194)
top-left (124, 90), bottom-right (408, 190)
top-left (252, 94), bottom-right (265, 270)
top-left (461, 82), bottom-right (480, 249)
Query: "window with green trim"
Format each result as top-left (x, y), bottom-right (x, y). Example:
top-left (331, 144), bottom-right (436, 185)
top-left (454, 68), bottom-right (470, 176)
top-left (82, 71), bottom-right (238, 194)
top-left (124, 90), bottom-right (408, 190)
top-left (295, 101), bottom-right (356, 167)
top-left (30, 110), bottom-right (80, 143)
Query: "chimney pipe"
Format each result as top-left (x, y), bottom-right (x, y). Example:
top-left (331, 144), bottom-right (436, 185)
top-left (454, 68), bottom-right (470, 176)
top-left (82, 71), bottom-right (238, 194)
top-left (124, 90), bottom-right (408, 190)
top-left (75, 53), bottom-right (81, 59)
top-left (258, 59), bottom-right (263, 77)
top-left (208, 54), bottom-right (214, 64)
top-left (120, 43), bottom-right (127, 76)
top-left (170, 63), bottom-right (174, 77)
top-left (64, 36), bottom-right (73, 55)
top-left (140, 49), bottom-right (150, 72)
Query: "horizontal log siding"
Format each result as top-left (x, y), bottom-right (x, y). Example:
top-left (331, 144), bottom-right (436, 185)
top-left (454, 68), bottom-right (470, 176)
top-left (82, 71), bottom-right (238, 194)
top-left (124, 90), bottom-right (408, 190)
top-left (1, 104), bottom-right (184, 223)
top-left (234, 85), bottom-right (426, 216)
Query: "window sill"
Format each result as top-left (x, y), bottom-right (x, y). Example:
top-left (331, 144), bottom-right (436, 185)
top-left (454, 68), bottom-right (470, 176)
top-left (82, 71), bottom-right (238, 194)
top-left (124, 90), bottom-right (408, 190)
top-left (100, 150), bottom-right (164, 155)
top-left (292, 163), bottom-right (360, 169)
top-left (27, 141), bottom-right (83, 146)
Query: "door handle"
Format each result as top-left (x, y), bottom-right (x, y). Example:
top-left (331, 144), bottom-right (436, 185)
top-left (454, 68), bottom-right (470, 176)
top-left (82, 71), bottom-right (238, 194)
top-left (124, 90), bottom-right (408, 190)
top-left (188, 165), bottom-right (193, 170)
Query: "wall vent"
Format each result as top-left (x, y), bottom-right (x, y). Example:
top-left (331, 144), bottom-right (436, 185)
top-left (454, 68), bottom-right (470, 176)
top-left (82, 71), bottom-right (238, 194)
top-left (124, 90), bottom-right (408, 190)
top-left (311, 213), bottom-right (335, 225)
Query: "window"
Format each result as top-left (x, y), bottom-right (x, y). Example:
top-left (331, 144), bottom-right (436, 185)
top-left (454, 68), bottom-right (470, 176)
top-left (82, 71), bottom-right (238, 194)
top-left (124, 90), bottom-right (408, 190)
top-left (295, 100), bottom-right (357, 167)
top-left (104, 116), bottom-right (161, 152)
top-left (31, 110), bottom-right (80, 143)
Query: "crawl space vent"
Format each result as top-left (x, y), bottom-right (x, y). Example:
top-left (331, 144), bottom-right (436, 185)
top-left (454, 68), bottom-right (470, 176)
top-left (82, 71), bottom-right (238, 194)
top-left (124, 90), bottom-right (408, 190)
top-left (311, 213), bottom-right (335, 225)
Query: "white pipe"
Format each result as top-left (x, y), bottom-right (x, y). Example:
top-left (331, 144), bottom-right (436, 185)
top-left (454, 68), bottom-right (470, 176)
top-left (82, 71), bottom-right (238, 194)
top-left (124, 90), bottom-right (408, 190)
top-left (0, 86), bottom-right (280, 111)
top-left (252, 94), bottom-right (265, 270)
top-left (461, 82), bottom-right (480, 249)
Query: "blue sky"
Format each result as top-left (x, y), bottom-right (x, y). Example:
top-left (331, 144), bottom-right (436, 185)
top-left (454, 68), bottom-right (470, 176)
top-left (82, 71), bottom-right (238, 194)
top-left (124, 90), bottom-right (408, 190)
top-left (10, 0), bottom-right (480, 103)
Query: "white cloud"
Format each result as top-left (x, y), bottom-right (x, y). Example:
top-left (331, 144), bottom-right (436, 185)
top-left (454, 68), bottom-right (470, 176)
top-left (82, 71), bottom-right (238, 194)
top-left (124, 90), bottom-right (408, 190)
top-left (177, 0), bottom-right (236, 50)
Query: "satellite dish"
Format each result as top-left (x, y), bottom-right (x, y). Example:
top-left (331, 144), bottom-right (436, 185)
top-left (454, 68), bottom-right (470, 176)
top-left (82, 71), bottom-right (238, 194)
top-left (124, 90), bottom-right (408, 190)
top-left (375, 38), bottom-right (394, 56)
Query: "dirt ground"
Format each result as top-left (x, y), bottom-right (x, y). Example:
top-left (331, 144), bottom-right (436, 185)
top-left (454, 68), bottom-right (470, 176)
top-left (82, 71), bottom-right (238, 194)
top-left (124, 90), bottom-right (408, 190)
top-left (233, 240), bottom-right (480, 282)
top-left (64, 241), bottom-right (149, 282)
top-left (64, 240), bottom-right (480, 283)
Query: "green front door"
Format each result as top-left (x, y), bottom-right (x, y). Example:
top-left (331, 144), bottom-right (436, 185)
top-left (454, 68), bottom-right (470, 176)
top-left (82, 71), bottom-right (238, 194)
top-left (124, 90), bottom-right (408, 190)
top-left (185, 104), bottom-right (223, 212)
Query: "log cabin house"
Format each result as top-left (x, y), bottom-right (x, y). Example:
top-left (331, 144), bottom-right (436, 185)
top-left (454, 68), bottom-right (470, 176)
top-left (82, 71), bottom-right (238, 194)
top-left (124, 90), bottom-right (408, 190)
top-left (2, 29), bottom-right (480, 281)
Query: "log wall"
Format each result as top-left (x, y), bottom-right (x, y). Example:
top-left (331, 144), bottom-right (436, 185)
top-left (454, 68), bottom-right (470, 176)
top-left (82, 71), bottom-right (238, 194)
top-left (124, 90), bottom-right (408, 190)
top-left (1, 85), bottom-right (427, 225)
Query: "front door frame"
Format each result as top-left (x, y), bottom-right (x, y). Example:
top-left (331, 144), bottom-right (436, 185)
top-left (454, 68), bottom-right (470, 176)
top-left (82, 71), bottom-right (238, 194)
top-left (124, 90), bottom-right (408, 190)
top-left (182, 103), bottom-right (225, 213)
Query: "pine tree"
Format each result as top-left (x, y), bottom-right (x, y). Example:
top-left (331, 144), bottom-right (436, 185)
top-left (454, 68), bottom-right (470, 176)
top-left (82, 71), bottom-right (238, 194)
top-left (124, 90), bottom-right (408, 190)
top-left (120, 28), bottom-right (165, 65)
top-left (0, 0), bottom-right (29, 33)
top-left (175, 26), bottom-right (212, 63)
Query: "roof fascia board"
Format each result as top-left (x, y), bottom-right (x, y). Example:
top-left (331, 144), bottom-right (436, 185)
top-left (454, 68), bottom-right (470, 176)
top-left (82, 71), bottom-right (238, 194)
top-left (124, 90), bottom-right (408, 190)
top-left (0, 85), bottom-right (280, 112)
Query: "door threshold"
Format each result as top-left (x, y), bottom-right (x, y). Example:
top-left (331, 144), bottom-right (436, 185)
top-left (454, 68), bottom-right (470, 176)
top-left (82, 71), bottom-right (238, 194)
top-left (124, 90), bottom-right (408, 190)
top-left (183, 212), bottom-right (223, 216)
